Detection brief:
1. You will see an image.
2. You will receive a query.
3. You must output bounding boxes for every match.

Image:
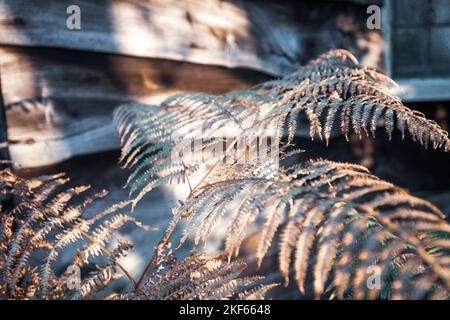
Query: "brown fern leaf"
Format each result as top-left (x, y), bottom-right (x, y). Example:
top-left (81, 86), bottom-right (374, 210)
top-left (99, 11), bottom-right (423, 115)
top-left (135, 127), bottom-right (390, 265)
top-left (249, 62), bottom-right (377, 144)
top-left (109, 253), bottom-right (276, 300)
top-left (172, 159), bottom-right (450, 299)
top-left (114, 49), bottom-right (449, 208)
top-left (0, 168), bottom-right (152, 299)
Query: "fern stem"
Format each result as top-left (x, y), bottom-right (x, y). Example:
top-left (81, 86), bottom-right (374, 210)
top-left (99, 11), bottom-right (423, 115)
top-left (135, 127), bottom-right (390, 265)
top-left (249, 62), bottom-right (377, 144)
top-left (135, 220), bottom-right (179, 289)
top-left (134, 140), bottom-right (240, 289)
top-left (180, 157), bottom-right (193, 194)
top-left (190, 137), bottom-right (239, 196)
top-left (80, 230), bottom-right (137, 287)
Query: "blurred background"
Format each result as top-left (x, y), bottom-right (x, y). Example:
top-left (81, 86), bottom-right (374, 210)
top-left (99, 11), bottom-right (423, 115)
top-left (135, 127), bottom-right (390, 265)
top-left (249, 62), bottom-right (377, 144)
top-left (1, 0), bottom-right (450, 298)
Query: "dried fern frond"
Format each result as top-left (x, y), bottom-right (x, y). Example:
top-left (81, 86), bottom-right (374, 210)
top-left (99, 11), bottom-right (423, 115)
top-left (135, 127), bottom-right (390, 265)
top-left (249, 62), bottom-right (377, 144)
top-left (109, 253), bottom-right (276, 300)
top-left (114, 49), bottom-right (449, 208)
top-left (171, 159), bottom-right (450, 299)
top-left (0, 168), bottom-right (153, 299)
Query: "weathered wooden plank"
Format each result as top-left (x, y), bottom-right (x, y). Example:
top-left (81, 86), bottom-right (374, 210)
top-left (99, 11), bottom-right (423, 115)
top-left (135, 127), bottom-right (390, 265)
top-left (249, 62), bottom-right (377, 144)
top-left (0, 0), bottom-right (301, 75)
top-left (0, 0), bottom-right (382, 76)
top-left (0, 0), bottom-right (384, 168)
top-left (1, 46), bottom-right (271, 168)
top-left (389, 78), bottom-right (450, 102)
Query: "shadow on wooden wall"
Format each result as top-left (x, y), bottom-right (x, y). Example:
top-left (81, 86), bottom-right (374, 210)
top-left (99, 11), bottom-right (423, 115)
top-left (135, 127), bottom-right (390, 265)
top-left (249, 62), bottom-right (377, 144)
top-left (0, 0), bottom-right (382, 168)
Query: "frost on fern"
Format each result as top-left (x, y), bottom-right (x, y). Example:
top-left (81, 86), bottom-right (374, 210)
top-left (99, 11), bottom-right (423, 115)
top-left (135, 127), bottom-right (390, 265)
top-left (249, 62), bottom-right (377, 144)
top-left (114, 49), bottom-right (450, 208)
top-left (171, 159), bottom-right (450, 299)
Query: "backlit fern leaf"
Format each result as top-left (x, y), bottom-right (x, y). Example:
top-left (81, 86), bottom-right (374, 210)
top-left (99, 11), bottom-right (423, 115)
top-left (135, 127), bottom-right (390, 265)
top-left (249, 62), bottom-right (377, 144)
top-left (0, 168), bottom-right (152, 299)
top-left (2, 168), bottom-right (269, 300)
top-left (171, 159), bottom-right (450, 299)
top-left (114, 49), bottom-right (449, 208)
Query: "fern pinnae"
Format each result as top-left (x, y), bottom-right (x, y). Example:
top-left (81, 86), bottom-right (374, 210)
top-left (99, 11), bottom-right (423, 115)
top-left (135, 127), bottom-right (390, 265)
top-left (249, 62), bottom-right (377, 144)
top-left (351, 227), bottom-right (389, 299)
top-left (353, 100), bottom-right (366, 139)
top-left (115, 59), bottom-right (450, 206)
top-left (170, 159), bottom-right (450, 297)
top-left (293, 199), bottom-right (336, 294)
top-left (365, 193), bottom-right (444, 219)
top-left (40, 219), bottom-right (89, 289)
top-left (313, 203), bottom-right (348, 296)
top-left (79, 264), bottom-right (118, 299)
top-left (278, 201), bottom-right (305, 285)
top-left (206, 276), bottom-right (264, 300)
top-left (304, 100), bottom-right (323, 141)
top-left (359, 98), bottom-right (373, 136)
top-left (278, 225), bottom-right (298, 285)
top-left (340, 101), bottom-right (352, 141)
top-left (109, 49), bottom-right (450, 300)
top-left (225, 187), bottom-right (263, 258)
top-left (238, 283), bottom-right (279, 300)
top-left (177, 187), bottom-right (227, 246)
top-left (126, 146), bottom-right (173, 191)
top-left (389, 209), bottom-right (444, 224)
top-left (4, 203), bottom-right (47, 287)
top-left (256, 200), bottom-right (287, 267)
top-left (46, 185), bottom-right (91, 215)
top-left (390, 257), bottom-right (423, 300)
top-left (367, 209), bottom-right (450, 290)
top-left (2, 169), bottom-right (157, 299)
top-left (176, 262), bottom-right (247, 300)
top-left (118, 253), bottom-right (274, 300)
top-left (197, 184), bottom-right (248, 246)
top-left (333, 215), bottom-right (370, 298)
top-left (10, 204), bottom-right (85, 288)
top-left (323, 98), bottom-right (341, 145)
top-left (32, 176), bottom-right (70, 203)
top-left (341, 184), bottom-right (402, 205)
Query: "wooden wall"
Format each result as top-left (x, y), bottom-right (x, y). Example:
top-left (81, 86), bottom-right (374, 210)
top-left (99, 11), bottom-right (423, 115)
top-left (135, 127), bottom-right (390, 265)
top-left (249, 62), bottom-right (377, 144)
top-left (0, 46), bottom-right (270, 167)
top-left (0, 0), bottom-right (383, 168)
